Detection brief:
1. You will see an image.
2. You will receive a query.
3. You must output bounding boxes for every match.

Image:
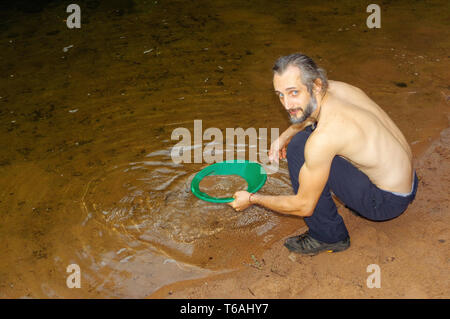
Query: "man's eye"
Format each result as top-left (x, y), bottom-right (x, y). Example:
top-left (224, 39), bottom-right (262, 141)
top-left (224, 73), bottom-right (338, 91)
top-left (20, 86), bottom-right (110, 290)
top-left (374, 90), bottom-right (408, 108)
top-left (291, 90), bottom-right (299, 95)
top-left (278, 93), bottom-right (284, 98)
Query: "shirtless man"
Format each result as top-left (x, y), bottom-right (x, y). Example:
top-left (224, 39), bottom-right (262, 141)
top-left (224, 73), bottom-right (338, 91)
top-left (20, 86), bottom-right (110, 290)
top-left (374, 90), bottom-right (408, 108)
top-left (228, 53), bottom-right (418, 255)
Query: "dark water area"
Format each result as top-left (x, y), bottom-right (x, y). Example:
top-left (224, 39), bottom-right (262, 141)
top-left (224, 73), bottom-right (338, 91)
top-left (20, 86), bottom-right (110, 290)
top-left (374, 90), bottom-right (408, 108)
top-left (0, 0), bottom-right (448, 297)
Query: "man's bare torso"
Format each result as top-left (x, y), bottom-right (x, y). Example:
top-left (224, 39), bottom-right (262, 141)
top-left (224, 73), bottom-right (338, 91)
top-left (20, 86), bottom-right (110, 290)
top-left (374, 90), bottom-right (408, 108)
top-left (309, 80), bottom-right (413, 193)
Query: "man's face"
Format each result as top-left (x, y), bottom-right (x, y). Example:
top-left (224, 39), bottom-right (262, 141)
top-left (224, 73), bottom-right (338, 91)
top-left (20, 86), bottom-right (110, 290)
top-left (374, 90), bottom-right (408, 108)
top-left (273, 65), bottom-right (317, 124)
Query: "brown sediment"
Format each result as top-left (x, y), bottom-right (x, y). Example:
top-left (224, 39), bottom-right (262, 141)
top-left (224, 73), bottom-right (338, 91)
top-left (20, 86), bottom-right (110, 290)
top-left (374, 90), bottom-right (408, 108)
top-left (0, 0), bottom-right (448, 298)
top-left (199, 175), bottom-right (248, 199)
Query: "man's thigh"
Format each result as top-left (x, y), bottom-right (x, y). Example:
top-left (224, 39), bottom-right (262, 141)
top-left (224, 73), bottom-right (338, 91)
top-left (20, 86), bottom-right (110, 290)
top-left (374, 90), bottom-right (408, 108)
top-left (327, 156), bottom-right (380, 218)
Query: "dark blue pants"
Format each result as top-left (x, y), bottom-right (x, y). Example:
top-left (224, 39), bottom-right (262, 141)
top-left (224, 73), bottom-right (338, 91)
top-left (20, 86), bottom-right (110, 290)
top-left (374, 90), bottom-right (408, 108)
top-left (286, 126), bottom-right (419, 244)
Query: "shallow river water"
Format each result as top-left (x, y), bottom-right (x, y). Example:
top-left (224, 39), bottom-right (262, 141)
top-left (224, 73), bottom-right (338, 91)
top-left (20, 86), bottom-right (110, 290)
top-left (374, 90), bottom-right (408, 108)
top-left (0, 0), bottom-right (448, 297)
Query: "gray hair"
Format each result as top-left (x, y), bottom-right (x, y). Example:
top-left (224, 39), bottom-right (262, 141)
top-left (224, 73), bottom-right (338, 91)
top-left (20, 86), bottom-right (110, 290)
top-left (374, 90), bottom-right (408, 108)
top-left (272, 53), bottom-right (328, 95)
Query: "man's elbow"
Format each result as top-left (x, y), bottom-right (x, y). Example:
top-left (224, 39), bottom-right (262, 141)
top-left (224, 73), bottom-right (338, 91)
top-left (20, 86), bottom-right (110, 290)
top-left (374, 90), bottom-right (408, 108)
top-left (291, 201), bottom-right (315, 217)
top-left (294, 208), bottom-right (314, 217)
top-left (302, 207), bottom-right (314, 217)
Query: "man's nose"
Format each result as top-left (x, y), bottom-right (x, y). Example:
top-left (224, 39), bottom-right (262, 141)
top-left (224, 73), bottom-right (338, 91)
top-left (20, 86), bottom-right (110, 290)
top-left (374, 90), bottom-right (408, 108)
top-left (283, 96), bottom-right (293, 109)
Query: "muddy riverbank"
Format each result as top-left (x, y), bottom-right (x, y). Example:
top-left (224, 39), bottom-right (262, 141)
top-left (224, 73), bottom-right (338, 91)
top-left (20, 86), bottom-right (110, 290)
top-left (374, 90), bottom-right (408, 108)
top-left (151, 124), bottom-right (450, 298)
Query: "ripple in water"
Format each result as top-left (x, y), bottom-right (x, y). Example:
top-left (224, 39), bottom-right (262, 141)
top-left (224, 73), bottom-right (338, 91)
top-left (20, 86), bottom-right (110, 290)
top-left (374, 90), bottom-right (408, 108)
top-left (82, 153), bottom-right (293, 264)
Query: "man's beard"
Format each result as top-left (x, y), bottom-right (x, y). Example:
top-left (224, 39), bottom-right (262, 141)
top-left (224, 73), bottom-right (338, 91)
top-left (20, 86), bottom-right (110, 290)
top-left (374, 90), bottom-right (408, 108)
top-left (288, 94), bottom-right (317, 124)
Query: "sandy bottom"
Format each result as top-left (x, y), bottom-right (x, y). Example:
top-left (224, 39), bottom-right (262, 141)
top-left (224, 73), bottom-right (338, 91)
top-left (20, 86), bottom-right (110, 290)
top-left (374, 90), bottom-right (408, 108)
top-left (151, 126), bottom-right (450, 298)
top-left (199, 175), bottom-right (248, 199)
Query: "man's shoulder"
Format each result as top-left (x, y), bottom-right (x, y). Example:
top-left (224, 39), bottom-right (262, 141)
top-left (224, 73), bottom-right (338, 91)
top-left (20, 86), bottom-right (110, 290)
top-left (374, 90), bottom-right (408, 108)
top-left (304, 128), bottom-right (340, 161)
top-left (329, 80), bottom-right (364, 93)
top-left (328, 80), bottom-right (369, 104)
top-left (306, 113), bottom-right (358, 158)
top-left (306, 124), bottom-right (342, 145)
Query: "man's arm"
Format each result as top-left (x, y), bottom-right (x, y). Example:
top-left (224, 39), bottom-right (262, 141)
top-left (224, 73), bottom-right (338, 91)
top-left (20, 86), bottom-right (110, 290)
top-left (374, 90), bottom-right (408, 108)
top-left (269, 119), bottom-right (316, 162)
top-left (248, 133), bottom-right (335, 217)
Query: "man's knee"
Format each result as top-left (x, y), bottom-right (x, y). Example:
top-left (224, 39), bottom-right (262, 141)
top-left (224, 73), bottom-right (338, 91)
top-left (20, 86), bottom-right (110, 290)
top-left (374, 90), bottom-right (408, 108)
top-left (286, 131), bottom-right (309, 161)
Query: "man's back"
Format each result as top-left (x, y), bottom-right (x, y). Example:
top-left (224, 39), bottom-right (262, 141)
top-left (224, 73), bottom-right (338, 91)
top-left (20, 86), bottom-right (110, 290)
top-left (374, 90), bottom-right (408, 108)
top-left (312, 80), bottom-right (413, 193)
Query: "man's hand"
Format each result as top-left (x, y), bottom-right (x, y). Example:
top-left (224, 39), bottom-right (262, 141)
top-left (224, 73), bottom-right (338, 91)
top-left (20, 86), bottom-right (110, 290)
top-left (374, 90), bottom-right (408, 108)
top-left (268, 136), bottom-right (288, 163)
top-left (269, 121), bottom-right (316, 163)
top-left (228, 191), bottom-right (252, 211)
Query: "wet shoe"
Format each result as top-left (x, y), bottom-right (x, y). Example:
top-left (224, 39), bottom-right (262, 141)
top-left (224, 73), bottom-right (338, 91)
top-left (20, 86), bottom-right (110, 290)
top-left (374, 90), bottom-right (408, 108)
top-left (284, 232), bottom-right (350, 255)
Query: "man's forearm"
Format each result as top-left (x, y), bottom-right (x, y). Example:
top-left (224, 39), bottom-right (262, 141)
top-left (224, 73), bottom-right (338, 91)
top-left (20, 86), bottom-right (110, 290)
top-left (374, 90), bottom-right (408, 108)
top-left (250, 193), bottom-right (313, 217)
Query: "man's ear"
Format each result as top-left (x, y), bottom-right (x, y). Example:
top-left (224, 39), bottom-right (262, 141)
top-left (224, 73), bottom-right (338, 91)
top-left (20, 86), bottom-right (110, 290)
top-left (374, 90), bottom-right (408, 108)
top-left (313, 78), bottom-right (323, 93)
